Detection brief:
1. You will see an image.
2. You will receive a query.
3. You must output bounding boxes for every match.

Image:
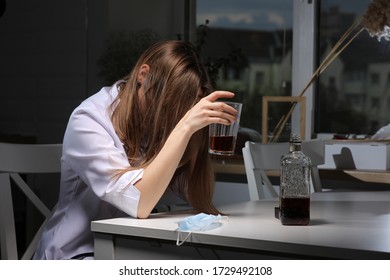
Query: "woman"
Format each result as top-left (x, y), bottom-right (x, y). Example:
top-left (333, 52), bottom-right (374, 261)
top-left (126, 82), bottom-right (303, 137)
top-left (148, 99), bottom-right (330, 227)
top-left (33, 40), bottom-right (237, 259)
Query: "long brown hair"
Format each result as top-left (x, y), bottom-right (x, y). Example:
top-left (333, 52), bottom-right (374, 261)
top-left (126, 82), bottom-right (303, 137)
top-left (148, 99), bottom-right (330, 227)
top-left (111, 40), bottom-right (219, 214)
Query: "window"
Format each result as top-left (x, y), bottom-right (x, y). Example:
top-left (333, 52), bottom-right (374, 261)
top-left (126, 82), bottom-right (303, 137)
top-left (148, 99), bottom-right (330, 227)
top-left (316, 0), bottom-right (390, 135)
top-left (196, 0), bottom-right (293, 139)
top-left (197, 0), bottom-right (390, 140)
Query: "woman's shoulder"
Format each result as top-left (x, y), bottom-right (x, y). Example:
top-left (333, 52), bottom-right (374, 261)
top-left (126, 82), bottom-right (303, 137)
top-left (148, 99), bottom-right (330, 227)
top-left (62, 83), bottom-right (124, 152)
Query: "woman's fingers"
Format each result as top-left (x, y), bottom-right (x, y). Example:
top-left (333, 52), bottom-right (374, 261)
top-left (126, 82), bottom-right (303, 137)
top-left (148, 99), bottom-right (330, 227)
top-left (202, 91), bottom-right (238, 123)
top-left (204, 90), bottom-right (235, 102)
top-left (207, 103), bottom-right (237, 123)
top-left (209, 101), bottom-right (237, 116)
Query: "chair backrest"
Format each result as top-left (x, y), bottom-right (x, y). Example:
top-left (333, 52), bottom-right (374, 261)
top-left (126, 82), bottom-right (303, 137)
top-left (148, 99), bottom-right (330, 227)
top-left (242, 140), bottom-right (325, 200)
top-left (0, 142), bottom-right (62, 259)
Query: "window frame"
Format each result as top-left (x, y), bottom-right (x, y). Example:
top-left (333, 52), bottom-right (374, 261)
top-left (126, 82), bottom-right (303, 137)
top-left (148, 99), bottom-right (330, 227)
top-left (292, 0), bottom-right (318, 140)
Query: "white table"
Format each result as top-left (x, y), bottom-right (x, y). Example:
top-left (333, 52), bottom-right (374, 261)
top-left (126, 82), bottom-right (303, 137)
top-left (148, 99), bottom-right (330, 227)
top-left (91, 191), bottom-right (390, 259)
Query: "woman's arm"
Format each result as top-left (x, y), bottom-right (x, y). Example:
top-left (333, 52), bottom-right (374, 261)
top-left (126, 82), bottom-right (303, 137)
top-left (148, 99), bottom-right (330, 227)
top-left (135, 91), bottom-right (237, 218)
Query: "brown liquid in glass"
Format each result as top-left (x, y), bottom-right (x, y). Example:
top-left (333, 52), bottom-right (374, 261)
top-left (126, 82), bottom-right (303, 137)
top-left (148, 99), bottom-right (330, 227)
top-left (209, 136), bottom-right (234, 153)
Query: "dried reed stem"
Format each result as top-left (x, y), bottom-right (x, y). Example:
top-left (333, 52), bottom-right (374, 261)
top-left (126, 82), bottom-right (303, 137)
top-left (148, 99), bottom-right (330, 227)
top-left (269, 17), bottom-right (364, 143)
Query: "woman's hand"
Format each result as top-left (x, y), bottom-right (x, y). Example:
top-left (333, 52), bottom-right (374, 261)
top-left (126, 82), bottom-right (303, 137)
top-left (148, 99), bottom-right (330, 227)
top-left (176, 91), bottom-right (238, 135)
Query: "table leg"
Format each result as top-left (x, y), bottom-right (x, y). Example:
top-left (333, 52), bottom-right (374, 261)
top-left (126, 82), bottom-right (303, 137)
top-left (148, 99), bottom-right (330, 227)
top-left (94, 233), bottom-right (115, 260)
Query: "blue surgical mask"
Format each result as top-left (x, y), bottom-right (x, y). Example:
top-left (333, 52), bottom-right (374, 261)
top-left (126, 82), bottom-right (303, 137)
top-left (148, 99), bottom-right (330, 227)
top-left (176, 213), bottom-right (228, 246)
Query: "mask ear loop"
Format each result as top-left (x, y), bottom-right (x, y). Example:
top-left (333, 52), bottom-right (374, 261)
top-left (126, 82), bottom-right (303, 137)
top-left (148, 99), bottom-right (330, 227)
top-left (176, 231), bottom-right (192, 246)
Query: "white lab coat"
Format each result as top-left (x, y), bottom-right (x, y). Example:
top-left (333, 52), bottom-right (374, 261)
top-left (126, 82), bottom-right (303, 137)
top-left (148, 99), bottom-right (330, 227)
top-left (33, 83), bottom-right (145, 259)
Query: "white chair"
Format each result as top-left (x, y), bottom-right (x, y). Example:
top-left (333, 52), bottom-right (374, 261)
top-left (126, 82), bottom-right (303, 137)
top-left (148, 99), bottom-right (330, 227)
top-left (242, 140), bottom-right (324, 201)
top-left (0, 142), bottom-right (62, 259)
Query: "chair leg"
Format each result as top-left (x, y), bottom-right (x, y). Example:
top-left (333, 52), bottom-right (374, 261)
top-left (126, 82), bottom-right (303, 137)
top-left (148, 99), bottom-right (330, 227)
top-left (311, 167), bottom-right (322, 192)
top-left (243, 148), bottom-right (261, 201)
top-left (0, 174), bottom-right (18, 259)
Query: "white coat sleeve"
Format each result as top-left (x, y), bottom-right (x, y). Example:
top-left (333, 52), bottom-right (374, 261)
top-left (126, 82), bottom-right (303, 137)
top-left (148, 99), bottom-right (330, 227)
top-left (62, 107), bottom-right (143, 218)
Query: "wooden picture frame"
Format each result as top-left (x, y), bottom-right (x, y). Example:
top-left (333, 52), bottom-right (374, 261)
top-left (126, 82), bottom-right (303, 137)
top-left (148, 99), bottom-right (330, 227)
top-left (262, 96), bottom-right (306, 143)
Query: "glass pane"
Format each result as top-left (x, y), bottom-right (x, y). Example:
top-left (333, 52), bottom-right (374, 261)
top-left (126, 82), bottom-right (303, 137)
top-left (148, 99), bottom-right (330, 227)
top-left (196, 0), bottom-right (293, 140)
top-left (316, 0), bottom-right (390, 136)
